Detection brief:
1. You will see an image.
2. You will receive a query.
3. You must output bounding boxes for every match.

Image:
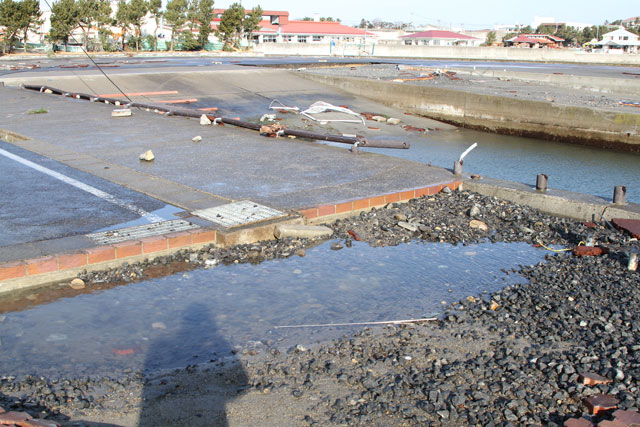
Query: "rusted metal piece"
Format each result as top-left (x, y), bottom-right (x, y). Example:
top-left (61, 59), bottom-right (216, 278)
top-left (347, 230), bottom-right (361, 241)
top-left (611, 218), bottom-right (640, 238)
top-left (23, 84), bottom-right (410, 149)
top-left (573, 246), bottom-right (610, 257)
top-left (613, 185), bottom-right (626, 204)
top-left (536, 174), bottom-right (548, 191)
top-left (402, 124), bottom-right (426, 132)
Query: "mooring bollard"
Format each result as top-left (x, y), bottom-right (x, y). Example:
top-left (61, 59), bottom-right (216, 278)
top-left (453, 161), bottom-right (463, 175)
top-left (536, 174), bottom-right (548, 192)
top-left (613, 185), bottom-right (626, 204)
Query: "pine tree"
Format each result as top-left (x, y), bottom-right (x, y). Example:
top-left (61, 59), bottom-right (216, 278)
top-left (49, 0), bottom-right (80, 49)
top-left (216, 2), bottom-right (243, 50)
top-left (243, 6), bottom-right (262, 46)
top-left (164, 0), bottom-right (187, 51)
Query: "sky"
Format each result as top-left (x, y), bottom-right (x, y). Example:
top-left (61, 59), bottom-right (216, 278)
top-left (212, 0), bottom-right (639, 29)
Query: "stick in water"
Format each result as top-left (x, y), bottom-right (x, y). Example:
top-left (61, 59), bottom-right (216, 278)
top-left (274, 318), bottom-right (437, 329)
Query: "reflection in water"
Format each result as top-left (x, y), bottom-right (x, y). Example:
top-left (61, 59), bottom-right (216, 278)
top-left (0, 241), bottom-right (546, 379)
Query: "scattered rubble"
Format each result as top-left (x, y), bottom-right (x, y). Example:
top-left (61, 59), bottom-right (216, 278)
top-left (2, 189), bottom-right (639, 425)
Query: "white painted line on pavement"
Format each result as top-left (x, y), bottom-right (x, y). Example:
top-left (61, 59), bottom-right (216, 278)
top-left (0, 148), bottom-right (164, 223)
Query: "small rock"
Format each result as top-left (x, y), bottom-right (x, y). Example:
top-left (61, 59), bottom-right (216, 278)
top-left (398, 221), bottom-right (418, 232)
top-left (274, 224), bottom-right (333, 240)
top-left (200, 114), bottom-right (211, 125)
top-left (69, 278), bottom-right (85, 289)
top-left (192, 135), bottom-right (202, 143)
top-left (386, 118), bottom-right (401, 125)
top-left (331, 242), bottom-right (343, 251)
top-left (394, 213), bottom-right (407, 221)
top-left (260, 114), bottom-right (276, 122)
top-left (468, 205), bottom-right (481, 217)
top-left (469, 220), bottom-right (488, 231)
top-left (139, 150), bottom-right (155, 161)
top-left (295, 249), bottom-right (306, 257)
top-left (442, 186), bottom-right (452, 194)
top-left (112, 109), bottom-right (132, 117)
top-left (205, 259), bottom-right (219, 267)
top-left (489, 301), bottom-right (499, 310)
top-left (371, 115), bottom-right (386, 122)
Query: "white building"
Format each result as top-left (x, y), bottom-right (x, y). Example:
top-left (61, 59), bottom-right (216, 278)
top-left (594, 28), bottom-right (640, 53)
top-left (400, 30), bottom-right (480, 47)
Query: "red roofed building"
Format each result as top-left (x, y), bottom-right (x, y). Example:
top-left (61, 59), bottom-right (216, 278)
top-left (211, 10), bottom-right (375, 44)
top-left (504, 34), bottom-right (564, 48)
top-left (400, 30), bottom-right (480, 47)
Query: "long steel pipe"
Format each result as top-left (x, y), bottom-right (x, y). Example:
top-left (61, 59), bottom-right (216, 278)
top-left (23, 84), bottom-right (410, 150)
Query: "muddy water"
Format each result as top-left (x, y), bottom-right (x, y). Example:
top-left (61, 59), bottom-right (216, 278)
top-left (0, 240), bottom-right (546, 379)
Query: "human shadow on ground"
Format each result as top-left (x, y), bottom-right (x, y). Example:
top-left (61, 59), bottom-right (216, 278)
top-left (138, 302), bottom-right (249, 427)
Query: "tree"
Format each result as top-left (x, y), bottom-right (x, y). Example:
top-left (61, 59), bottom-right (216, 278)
top-left (48, 0), bottom-right (80, 49)
top-left (147, 0), bottom-right (161, 51)
top-left (187, 0), bottom-right (214, 49)
top-left (0, 0), bottom-right (42, 54)
top-left (76, 0), bottom-right (111, 50)
top-left (0, 0), bottom-right (22, 53)
top-left (116, 0), bottom-right (148, 51)
top-left (484, 30), bottom-right (496, 46)
top-left (164, 0), bottom-right (187, 50)
top-left (243, 5), bottom-right (262, 46)
top-left (18, 0), bottom-right (40, 52)
top-left (216, 2), bottom-right (243, 50)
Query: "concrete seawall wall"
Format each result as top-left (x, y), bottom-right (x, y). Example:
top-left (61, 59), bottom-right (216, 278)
top-left (454, 69), bottom-right (640, 97)
top-left (253, 43), bottom-right (640, 66)
top-left (299, 73), bottom-right (640, 152)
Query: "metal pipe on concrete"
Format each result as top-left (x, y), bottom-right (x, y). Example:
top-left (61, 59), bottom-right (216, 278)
top-left (536, 174), bottom-right (548, 191)
top-left (453, 161), bottom-right (463, 175)
top-left (23, 84), bottom-right (409, 150)
top-left (613, 185), bottom-right (626, 204)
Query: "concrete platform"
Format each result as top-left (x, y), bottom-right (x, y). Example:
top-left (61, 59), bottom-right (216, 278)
top-left (0, 68), bottom-right (460, 291)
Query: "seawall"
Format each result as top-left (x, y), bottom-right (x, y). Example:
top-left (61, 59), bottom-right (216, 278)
top-left (298, 72), bottom-right (640, 152)
top-left (253, 43), bottom-right (640, 66)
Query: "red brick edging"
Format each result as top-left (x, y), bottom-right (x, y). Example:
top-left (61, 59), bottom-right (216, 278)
top-left (1, 180), bottom-right (461, 284)
top-left (297, 181), bottom-right (462, 220)
top-left (0, 229), bottom-right (216, 282)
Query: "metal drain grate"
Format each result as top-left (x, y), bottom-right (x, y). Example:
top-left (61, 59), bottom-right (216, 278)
top-left (86, 219), bottom-right (199, 245)
top-left (192, 200), bottom-right (286, 228)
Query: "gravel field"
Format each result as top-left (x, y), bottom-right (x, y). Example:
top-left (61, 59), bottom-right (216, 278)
top-left (301, 64), bottom-right (640, 113)
top-left (1, 188), bottom-right (639, 426)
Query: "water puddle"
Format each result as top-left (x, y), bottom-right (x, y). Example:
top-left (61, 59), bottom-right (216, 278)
top-left (0, 240), bottom-right (546, 379)
top-left (93, 204), bottom-right (185, 232)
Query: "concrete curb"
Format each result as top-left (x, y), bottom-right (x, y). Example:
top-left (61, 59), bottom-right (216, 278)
top-left (0, 181), bottom-right (462, 293)
top-left (462, 178), bottom-right (640, 222)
